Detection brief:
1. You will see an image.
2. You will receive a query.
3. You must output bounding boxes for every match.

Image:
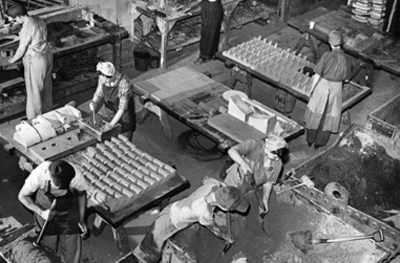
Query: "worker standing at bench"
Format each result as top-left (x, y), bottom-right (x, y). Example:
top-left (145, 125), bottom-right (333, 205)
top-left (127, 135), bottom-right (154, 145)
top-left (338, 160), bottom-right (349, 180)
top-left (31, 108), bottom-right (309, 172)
top-left (304, 30), bottom-right (352, 149)
top-left (136, 177), bottom-right (249, 263)
top-left (18, 160), bottom-right (89, 263)
top-left (6, 3), bottom-right (54, 120)
top-left (89, 61), bottom-right (136, 140)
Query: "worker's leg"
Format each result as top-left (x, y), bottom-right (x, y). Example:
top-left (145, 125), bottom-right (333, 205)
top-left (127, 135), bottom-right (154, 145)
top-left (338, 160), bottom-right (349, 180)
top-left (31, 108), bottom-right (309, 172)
top-left (41, 234), bottom-right (59, 253)
top-left (315, 129), bottom-right (331, 147)
top-left (305, 129), bottom-right (317, 145)
top-left (42, 50), bottom-right (54, 114)
top-left (58, 234), bottom-right (82, 263)
top-left (139, 205), bottom-right (179, 262)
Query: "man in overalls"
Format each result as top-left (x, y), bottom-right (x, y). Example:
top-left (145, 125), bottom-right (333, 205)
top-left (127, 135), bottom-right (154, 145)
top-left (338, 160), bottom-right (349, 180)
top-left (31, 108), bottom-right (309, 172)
top-left (18, 160), bottom-right (89, 263)
top-left (6, 3), bottom-right (53, 120)
top-left (89, 62), bottom-right (136, 141)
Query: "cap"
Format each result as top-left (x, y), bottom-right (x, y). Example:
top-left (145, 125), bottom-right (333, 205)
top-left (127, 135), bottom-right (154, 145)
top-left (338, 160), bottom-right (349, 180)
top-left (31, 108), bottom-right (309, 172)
top-left (96, 61), bottom-right (115, 77)
top-left (49, 160), bottom-right (75, 189)
top-left (329, 30), bottom-right (342, 46)
top-left (214, 186), bottom-right (249, 213)
top-left (265, 134), bottom-right (288, 152)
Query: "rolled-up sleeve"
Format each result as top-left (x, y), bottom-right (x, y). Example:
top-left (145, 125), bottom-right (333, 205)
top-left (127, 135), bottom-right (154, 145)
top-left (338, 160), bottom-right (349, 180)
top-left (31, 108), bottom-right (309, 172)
top-left (117, 78), bottom-right (132, 111)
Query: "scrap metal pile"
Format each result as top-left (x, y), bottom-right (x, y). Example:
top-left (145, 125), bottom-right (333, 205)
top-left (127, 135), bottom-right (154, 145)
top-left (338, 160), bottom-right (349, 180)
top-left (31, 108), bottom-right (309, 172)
top-left (222, 36), bottom-right (314, 96)
top-left (72, 134), bottom-right (176, 205)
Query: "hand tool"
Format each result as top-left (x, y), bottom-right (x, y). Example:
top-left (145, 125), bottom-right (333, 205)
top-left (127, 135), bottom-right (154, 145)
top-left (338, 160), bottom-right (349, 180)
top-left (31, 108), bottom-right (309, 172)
top-left (33, 199), bottom-right (57, 247)
top-left (276, 175), bottom-right (315, 195)
top-left (222, 212), bottom-right (233, 255)
top-left (290, 229), bottom-right (384, 254)
top-left (92, 109), bottom-right (97, 126)
top-left (244, 172), bottom-right (267, 233)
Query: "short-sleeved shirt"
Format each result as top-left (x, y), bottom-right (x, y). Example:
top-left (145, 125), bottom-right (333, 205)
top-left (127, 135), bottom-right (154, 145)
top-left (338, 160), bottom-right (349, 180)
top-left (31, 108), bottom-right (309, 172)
top-left (314, 49), bottom-right (349, 82)
top-left (19, 16), bottom-right (48, 55)
top-left (24, 161), bottom-right (89, 198)
top-left (92, 72), bottom-right (132, 111)
top-left (228, 139), bottom-right (282, 186)
top-left (170, 177), bottom-right (223, 229)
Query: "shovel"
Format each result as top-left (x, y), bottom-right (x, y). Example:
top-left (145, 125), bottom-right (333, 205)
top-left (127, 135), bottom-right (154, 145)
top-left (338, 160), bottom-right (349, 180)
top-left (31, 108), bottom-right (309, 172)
top-left (290, 229), bottom-right (384, 254)
top-left (33, 199), bottom-right (57, 247)
top-left (222, 212), bottom-right (233, 255)
top-left (276, 175), bottom-right (315, 195)
top-left (244, 172), bottom-right (267, 233)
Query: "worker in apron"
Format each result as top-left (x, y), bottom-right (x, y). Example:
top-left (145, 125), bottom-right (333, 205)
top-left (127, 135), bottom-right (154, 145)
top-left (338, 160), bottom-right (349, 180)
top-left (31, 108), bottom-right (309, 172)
top-left (137, 177), bottom-right (249, 263)
top-left (223, 134), bottom-right (288, 216)
top-left (7, 4), bottom-right (54, 120)
top-left (194, 0), bottom-right (224, 64)
top-left (18, 160), bottom-right (89, 263)
top-left (304, 30), bottom-right (352, 149)
top-left (89, 62), bottom-right (136, 141)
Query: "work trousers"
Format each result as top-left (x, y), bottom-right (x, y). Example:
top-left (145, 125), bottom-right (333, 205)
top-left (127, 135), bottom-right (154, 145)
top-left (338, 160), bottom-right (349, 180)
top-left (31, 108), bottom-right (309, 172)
top-left (140, 205), bottom-right (188, 263)
top-left (306, 104), bottom-right (332, 146)
top-left (199, 0), bottom-right (224, 59)
top-left (23, 50), bottom-right (53, 120)
top-left (42, 233), bottom-right (82, 263)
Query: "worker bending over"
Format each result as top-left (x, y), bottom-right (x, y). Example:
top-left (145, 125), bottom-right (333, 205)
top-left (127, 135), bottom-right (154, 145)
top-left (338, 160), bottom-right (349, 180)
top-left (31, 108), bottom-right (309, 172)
top-left (224, 134), bottom-right (288, 216)
top-left (137, 177), bottom-right (249, 263)
top-left (7, 3), bottom-right (54, 120)
top-left (304, 30), bottom-right (353, 149)
top-left (89, 61), bottom-right (136, 140)
top-left (18, 160), bottom-right (89, 263)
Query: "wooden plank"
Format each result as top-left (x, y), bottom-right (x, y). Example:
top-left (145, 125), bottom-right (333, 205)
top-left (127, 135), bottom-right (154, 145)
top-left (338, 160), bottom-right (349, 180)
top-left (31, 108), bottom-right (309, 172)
top-left (28, 129), bottom-right (96, 162)
top-left (208, 113), bottom-right (267, 144)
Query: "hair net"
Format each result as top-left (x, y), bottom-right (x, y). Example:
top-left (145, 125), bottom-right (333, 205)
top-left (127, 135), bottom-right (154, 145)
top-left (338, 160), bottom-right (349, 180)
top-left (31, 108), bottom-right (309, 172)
top-left (265, 134), bottom-right (288, 152)
top-left (96, 62), bottom-right (115, 77)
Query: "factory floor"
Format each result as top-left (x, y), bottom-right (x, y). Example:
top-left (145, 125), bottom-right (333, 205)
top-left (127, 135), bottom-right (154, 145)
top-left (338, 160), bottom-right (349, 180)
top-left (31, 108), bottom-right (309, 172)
top-left (1, 6), bottom-right (400, 263)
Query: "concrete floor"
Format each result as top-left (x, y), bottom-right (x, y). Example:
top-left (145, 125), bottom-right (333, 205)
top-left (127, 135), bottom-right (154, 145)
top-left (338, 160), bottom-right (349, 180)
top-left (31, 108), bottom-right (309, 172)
top-left (1, 6), bottom-right (400, 263)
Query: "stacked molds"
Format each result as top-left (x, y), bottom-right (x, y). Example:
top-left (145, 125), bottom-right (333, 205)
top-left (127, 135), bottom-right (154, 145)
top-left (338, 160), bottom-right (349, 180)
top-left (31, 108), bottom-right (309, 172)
top-left (80, 134), bottom-right (175, 200)
top-left (222, 36), bottom-right (314, 96)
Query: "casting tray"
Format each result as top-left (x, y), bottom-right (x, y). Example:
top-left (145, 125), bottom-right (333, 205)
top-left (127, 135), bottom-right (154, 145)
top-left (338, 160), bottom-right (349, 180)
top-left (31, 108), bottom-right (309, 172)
top-left (165, 191), bottom-right (392, 263)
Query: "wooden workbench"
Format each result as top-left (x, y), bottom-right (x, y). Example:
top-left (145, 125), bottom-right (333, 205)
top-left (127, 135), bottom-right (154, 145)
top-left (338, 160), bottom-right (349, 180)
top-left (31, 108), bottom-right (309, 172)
top-left (0, 5), bottom-right (129, 122)
top-left (133, 66), bottom-right (304, 150)
top-left (130, 0), bottom-right (274, 68)
top-left (215, 52), bottom-right (372, 113)
top-left (287, 7), bottom-right (400, 86)
top-left (0, 108), bottom-right (189, 256)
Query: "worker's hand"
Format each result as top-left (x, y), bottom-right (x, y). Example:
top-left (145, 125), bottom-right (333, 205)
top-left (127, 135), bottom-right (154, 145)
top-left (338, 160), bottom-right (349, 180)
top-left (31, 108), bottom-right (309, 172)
top-left (259, 205), bottom-right (268, 218)
top-left (89, 102), bottom-right (96, 112)
top-left (224, 235), bottom-right (234, 244)
top-left (100, 122), bottom-right (113, 132)
top-left (78, 221), bottom-right (90, 239)
top-left (238, 163), bottom-right (252, 178)
top-left (39, 209), bottom-right (55, 221)
top-left (8, 58), bottom-right (15, 64)
top-left (231, 258), bottom-right (247, 263)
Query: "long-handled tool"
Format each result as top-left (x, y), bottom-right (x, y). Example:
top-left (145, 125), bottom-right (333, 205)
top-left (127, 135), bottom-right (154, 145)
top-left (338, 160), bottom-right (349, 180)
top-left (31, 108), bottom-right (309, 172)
top-left (92, 109), bottom-right (97, 126)
top-left (33, 199), bottom-right (57, 247)
top-left (244, 172), bottom-right (267, 233)
top-left (222, 212), bottom-right (232, 255)
top-left (290, 229), bottom-right (384, 254)
top-left (276, 175), bottom-right (315, 195)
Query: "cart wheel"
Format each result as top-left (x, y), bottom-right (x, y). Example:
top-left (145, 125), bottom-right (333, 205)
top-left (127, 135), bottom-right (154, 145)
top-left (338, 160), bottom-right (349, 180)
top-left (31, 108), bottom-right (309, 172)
top-left (324, 182), bottom-right (349, 205)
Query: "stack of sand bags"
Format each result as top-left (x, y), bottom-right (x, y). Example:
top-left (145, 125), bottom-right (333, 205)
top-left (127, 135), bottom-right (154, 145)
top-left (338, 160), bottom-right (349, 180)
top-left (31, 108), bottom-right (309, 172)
top-left (369, 0), bottom-right (386, 29)
top-left (351, 0), bottom-right (372, 23)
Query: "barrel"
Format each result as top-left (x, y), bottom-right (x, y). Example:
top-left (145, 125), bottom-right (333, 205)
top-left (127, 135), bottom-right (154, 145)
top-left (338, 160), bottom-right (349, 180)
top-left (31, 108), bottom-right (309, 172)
top-left (133, 49), bottom-right (151, 71)
top-left (274, 88), bottom-right (297, 114)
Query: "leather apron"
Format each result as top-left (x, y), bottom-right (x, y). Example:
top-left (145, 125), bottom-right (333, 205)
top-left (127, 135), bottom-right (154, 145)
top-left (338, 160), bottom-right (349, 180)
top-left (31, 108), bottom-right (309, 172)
top-left (35, 181), bottom-right (80, 235)
top-left (103, 75), bottom-right (135, 133)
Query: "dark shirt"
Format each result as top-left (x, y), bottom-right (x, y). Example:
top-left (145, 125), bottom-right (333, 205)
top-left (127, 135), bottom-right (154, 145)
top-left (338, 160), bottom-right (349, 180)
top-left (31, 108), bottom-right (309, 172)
top-left (314, 49), bottom-right (350, 82)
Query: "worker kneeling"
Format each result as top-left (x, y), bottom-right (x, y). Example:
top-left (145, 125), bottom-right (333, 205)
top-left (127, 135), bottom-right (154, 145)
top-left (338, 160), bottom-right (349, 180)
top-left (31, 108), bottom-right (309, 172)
top-left (224, 134), bottom-right (288, 216)
top-left (137, 177), bottom-right (249, 263)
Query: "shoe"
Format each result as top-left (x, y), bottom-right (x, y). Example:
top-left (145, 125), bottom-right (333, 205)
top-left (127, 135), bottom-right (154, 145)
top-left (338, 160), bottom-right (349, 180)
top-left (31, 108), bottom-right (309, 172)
top-left (314, 144), bottom-right (322, 149)
top-left (193, 57), bottom-right (210, 65)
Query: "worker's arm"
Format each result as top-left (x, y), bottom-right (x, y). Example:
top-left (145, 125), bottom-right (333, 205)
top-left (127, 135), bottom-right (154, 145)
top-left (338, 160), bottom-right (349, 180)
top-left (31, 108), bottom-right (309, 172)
top-left (18, 184), bottom-right (51, 220)
top-left (8, 33), bottom-right (30, 64)
top-left (228, 147), bottom-right (252, 175)
top-left (102, 109), bottom-right (124, 131)
top-left (77, 190), bottom-right (89, 237)
top-left (89, 81), bottom-right (104, 112)
top-left (261, 181), bottom-right (273, 215)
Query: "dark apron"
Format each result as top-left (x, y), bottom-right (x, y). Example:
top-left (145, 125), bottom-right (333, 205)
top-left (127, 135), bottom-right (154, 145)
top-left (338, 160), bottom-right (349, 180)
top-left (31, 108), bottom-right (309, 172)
top-left (103, 75), bottom-right (135, 133)
top-left (35, 181), bottom-right (81, 235)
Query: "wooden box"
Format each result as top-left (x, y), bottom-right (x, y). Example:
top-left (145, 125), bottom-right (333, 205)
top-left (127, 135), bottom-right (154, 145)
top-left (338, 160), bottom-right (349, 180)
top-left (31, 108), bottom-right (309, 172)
top-left (365, 93), bottom-right (400, 143)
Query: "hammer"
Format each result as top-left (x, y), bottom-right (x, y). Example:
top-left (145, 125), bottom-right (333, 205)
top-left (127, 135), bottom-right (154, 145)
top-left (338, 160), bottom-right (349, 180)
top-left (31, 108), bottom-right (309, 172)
top-left (33, 199), bottom-right (57, 247)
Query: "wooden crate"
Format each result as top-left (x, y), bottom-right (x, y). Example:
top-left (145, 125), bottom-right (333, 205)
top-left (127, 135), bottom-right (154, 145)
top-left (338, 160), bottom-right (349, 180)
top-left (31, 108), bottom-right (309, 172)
top-left (365, 93), bottom-right (400, 143)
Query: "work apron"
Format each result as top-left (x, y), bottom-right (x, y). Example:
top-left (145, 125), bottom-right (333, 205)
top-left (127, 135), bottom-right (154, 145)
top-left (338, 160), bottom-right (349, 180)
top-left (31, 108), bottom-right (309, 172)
top-left (103, 75), bottom-right (135, 133)
top-left (23, 48), bottom-right (54, 120)
top-left (35, 181), bottom-right (81, 235)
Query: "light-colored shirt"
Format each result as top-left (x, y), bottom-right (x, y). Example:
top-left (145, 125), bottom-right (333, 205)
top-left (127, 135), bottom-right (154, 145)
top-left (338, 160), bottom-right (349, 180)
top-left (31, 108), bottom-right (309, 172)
top-left (170, 177), bottom-right (223, 229)
top-left (92, 72), bottom-right (132, 111)
top-left (24, 161), bottom-right (88, 197)
top-left (19, 16), bottom-right (48, 55)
